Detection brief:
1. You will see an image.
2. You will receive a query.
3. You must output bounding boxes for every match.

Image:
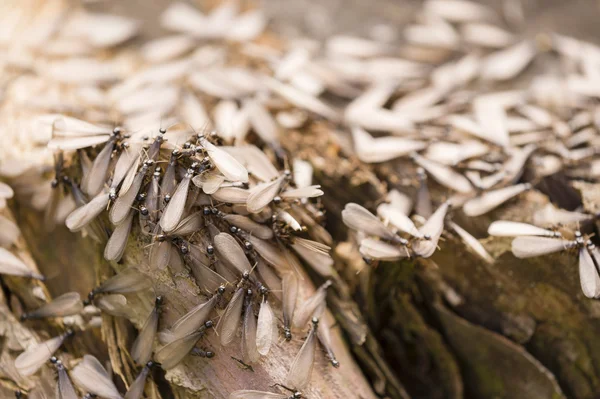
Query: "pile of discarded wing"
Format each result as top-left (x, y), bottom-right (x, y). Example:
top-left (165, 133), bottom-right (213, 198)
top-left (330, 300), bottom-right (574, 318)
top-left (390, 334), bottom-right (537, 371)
top-left (1, 0), bottom-right (600, 398)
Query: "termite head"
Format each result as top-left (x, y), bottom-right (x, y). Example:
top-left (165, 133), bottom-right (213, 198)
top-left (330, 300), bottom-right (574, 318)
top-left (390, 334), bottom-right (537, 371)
top-left (229, 226), bottom-right (238, 234)
top-left (246, 289), bottom-right (253, 297)
top-left (159, 127), bottom-right (166, 135)
top-left (14, 390), bottom-right (22, 399)
top-left (180, 243), bottom-right (189, 254)
top-left (146, 360), bottom-right (156, 369)
top-left (155, 234), bottom-right (167, 242)
top-left (311, 317), bottom-right (319, 326)
top-left (139, 206), bottom-right (149, 216)
top-left (164, 194), bottom-right (171, 203)
top-left (112, 127), bottom-right (122, 137)
top-left (284, 327), bottom-right (292, 341)
top-left (207, 245), bottom-right (214, 255)
top-left (273, 196), bottom-right (282, 205)
top-left (211, 207), bottom-right (219, 215)
top-left (244, 241), bottom-right (252, 250)
top-left (50, 356), bottom-right (59, 365)
top-left (183, 142), bottom-right (191, 149)
top-left (109, 188), bottom-right (117, 201)
top-left (217, 285), bottom-right (226, 295)
top-left (292, 393), bottom-right (302, 399)
top-left (259, 285), bottom-right (268, 296)
top-left (283, 169), bottom-right (292, 179)
top-left (85, 290), bottom-right (96, 305)
top-left (65, 329), bottom-right (75, 338)
top-left (136, 192), bottom-right (147, 202)
top-left (51, 178), bottom-right (59, 189)
top-left (242, 271), bottom-right (250, 280)
top-left (155, 296), bottom-right (164, 307)
top-left (331, 359), bottom-right (340, 368)
top-left (423, 234), bottom-right (432, 241)
top-left (203, 206), bottom-right (211, 215)
top-left (205, 320), bottom-right (214, 329)
top-left (205, 351), bottom-right (215, 358)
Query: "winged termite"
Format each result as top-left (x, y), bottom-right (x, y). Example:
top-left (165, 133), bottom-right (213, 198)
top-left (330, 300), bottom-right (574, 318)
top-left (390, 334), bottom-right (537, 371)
top-left (214, 232), bottom-right (253, 274)
top-left (415, 169), bottom-right (433, 219)
top-left (71, 355), bottom-right (123, 399)
top-left (0, 247), bottom-right (44, 280)
top-left (94, 294), bottom-right (130, 318)
top-left (290, 238), bottom-right (334, 276)
top-left (199, 136), bottom-right (248, 183)
top-left (359, 238), bottom-right (409, 261)
top-left (88, 267), bottom-right (152, 302)
top-left (412, 153), bottom-right (473, 194)
top-left (412, 201), bottom-right (450, 258)
top-left (463, 183), bottom-right (532, 217)
top-left (131, 296), bottom-right (162, 365)
top-left (44, 115), bottom-right (113, 150)
top-left (286, 318), bottom-right (318, 390)
top-left (22, 292), bottom-right (83, 320)
top-left (247, 175), bottom-right (287, 214)
top-left (448, 221), bottom-right (494, 264)
top-left (104, 210), bottom-right (134, 261)
top-left (282, 272), bottom-right (299, 341)
top-left (342, 203), bottom-right (406, 244)
top-left (15, 331), bottom-right (72, 376)
top-left (278, 211), bottom-right (302, 231)
top-left (488, 221), bottom-right (561, 237)
top-left (110, 160), bottom-right (153, 225)
top-left (293, 280), bottom-right (331, 328)
top-left (124, 361), bottom-right (154, 399)
top-left (212, 187), bottom-right (251, 203)
top-left (350, 127), bottom-right (425, 163)
top-left (579, 242), bottom-right (600, 299)
top-left (169, 287), bottom-right (224, 340)
top-left (377, 203), bottom-right (422, 238)
top-left (256, 288), bottom-right (278, 356)
top-left (242, 294), bottom-right (260, 363)
top-left (185, 244), bottom-right (230, 292)
top-left (511, 236), bottom-right (579, 258)
top-left (218, 287), bottom-right (246, 346)
top-left (223, 214), bottom-right (273, 239)
top-left (51, 357), bottom-right (78, 399)
top-left (82, 133), bottom-right (118, 196)
top-left (317, 319), bottom-right (339, 368)
top-left (154, 320), bottom-right (214, 369)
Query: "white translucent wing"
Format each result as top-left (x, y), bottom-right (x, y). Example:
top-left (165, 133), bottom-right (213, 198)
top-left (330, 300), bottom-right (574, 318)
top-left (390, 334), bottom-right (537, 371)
top-left (293, 159), bottom-right (313, 188)
top-left (488, 221), bottom-right (557, 237)
top-left (66, 192), bottom-right (109, 232)
top-left (218, 287), bottom-right (245, 346)
top-left (104, 211), bottom-right (133, 261)
top-left (511, 236), bottom-right (574, 258)
top-left (294, 281), bottom-right (331, 328)
top-left (15, 334), bottom-right (66, 376)
top-left (248, 236), bottom-right (289, 271)
top-left (413, 154), bottom-right (473, 194)
top-left (359, 238), bottom-right (407, 261)
top-left (124, 366), bottom-right (150, 399)
top-left (413, 201), bottom-right (450, 258)
top-left (72, 355), bottom-right (122, 399)
top-left (282, 272), bottom-right (299, 333)
top-left (214, 233), bottom-right (252, 273)
top-left (449, 222), bottom-right (494, 264)
top-left (291, 238), bottom-right (334, 276)
top-left (96, 267), bottom-right (152, 294)
top-left (171, 295), bottom-right (218, 339)
top-left (25, 292), bottom-right (82, 319)
top-left (131, 307), bottom-right (159, 365)
top-left (0, 247), bottom-right (43, 279)
top-left (286, 322), bottom-right (317, 390)
top-left (204, 141), bottom-right (249, 182)
top-left (247, 175), bottom-right (285, 213)
top-left (280, 186), bottom-right (324, 199)
top-left (579, 247), bottom-right (600, 299)
top-left (82, 139), bottom-right (115, 196)
top-left (57, 365), bottom-right (79, 399)
top-left (154, 330), bottom-right (203, 369)
top-left (110, 168), bottom-right (147, 225)
top-left (342, 203), bottom-right (395, 240)
top-left (0, 182), bottom-right (14, 199)
top-left (377, 203), bottom-right (421, 237)
top-left (242, 302), bottom-right (260, 363)
top-left (463, 183), bottom-right (530, 217)
top-left (160, 175), bottom-right (191, 232)
top-left (212, 187), bottom-right (250, 204)
top-left (256, 298), bottom-right (277, 356)
top-left (481, 40), bottom-right (536, 81)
